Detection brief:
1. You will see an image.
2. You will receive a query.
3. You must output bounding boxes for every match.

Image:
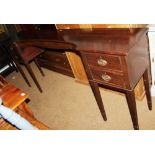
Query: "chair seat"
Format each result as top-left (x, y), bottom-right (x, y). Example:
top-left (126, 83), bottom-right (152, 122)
top-left (22, 46), bottom-right (44, 62)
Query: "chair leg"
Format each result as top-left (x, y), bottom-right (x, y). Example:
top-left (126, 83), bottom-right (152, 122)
top-left (24, 63), bottom-right (43, 93)
top-left (12, 62), bottom-right (18, 72)
top-left (143, 68), bottom-right (152, 110)
top-left (15, 62), bottom-right (31, 87)
top-left (18, 102), bottom-right (35, 118)
top-left (125, 90), bottom-right (139, 130)
top-left (34, 58), bottom-right (45, 76)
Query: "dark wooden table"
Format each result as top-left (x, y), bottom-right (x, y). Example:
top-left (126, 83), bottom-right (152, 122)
top-left (16, 28), bottom-right (152, 130)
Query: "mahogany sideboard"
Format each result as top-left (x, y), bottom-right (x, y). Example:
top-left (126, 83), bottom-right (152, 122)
top-left (56, 24), bottom-right (147, 101)
top-left (57, 28), bottom-right (152, 130)
top-left (15, 24), bottom-right (146, 100)
top-left (11, 27), bottom-right (152, 129)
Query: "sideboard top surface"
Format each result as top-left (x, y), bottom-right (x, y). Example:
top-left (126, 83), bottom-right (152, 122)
top-left (58, 28), bottom-right (148, 55)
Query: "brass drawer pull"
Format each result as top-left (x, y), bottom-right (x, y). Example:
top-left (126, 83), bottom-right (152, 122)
top-left (97, 57), bottom-right (108, 66)
top-left (101, 74), bottom-right (112, 82)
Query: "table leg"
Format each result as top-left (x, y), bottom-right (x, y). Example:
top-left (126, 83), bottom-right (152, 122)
top-left (143, 68), bottom-right (152, 110)
top-left (125, 90), bottom-right (139, 130)
top-left (89, 81), bottom-right (107, 121)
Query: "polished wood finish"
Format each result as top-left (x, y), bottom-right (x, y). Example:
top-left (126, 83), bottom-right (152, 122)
top-left (11, 28), bottom-right (152, 129)
top-left (13, 39), bottom-right (76, 50)
top-left (14, 39), bottom-right (76, 78)
top-left (39, 51), bottom-right (70, 69)
top-left (14, 61), bottom-right (31, 87)
top-left (66, 52), bottom-right (88, 84)
top-left (91, 24), bottom-right (148, 28)
top-left (90, 68), bottom-right (125, 88)
top-left (15, 25), bottom-right (74, 77)
top-left (11, 43), bottom-right (45, 93)
top-left (56, 24), bottom-right (148, 30)
top-left (56, 24), bottom-right (80, 29)
top-left (143, 68), bottom-right (152, 110)
top-left (38, 50), bottom-right (74, 77)
top-left (85, 53), bottom-right (122, 71)
top-left (34, 58), bottom-right (45, 76)
top-left (67, 47), bottom-right (145, 99)
top-left (58, 28), bottom-right (146, 54)
top-left (0, 75), bottom-right (49, 130)
top-left (125, 90), bottom-right (139, 130)
top-left (56, 25), bottom-right (147, 100)
top-left (80, 52), bottom-right (107, 120)
top-left (17, 25), bottom-right (145, 100)
top-left (134, 78), bottom-right (145, 100)
top-left (0, 80), bottom-right (29, 110)
top-left (89, 81), bottom-right (107, 121)
top-left (16, 24), bottom-right (147, 99)
top-left (58, 28), bottom-right (152, 129)
top-left (10, 40), bottom-right (76, 92)
top-left (25, 61), bottom-right (43, 92)
top-left (18, 102), bottom-right (34, 118)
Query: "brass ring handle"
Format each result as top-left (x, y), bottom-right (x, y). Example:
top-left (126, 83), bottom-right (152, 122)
top-left (101, 74), bottom-right (112, 82)
top-left (97, 57), bottom-right (107, 66)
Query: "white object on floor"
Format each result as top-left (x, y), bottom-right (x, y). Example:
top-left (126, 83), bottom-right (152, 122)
top-left (0, 98), bottom-right (38, 130)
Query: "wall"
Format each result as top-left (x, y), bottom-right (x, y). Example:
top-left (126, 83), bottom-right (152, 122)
top-left (148, 25), bottom-right (155, 96)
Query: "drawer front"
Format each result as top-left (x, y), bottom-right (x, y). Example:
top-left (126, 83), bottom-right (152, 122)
top-left (39, 51), bottom-right (71, 69)
top-left (85, 53), bottom-right (122, 71)
top-left (90, 68), bottom-right (125, 88)
top-left (38, 58), bottom-right (74, 77)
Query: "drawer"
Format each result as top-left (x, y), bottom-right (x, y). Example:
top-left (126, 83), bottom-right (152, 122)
top-left (90, 68), bottom-right (125, 88)
top-left (85, 53), bottom-right (122, 71)
top-left (38, 58), bottom-right (74, 77)
top-left (39, 51), bottom-right (71, 69)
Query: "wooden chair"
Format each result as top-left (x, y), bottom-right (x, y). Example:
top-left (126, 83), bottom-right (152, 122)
top-left (0, 75), bottom-right (50, 130)
top-left (9, 39), bottom-right (76, 93)
top-left (10, 41), bottom-right (45, 93)
top-left (0, 103), bottom-right (50, 130)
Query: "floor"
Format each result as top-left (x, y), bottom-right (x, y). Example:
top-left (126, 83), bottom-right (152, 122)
top-left (6, 63), bottom-right (155, 130)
